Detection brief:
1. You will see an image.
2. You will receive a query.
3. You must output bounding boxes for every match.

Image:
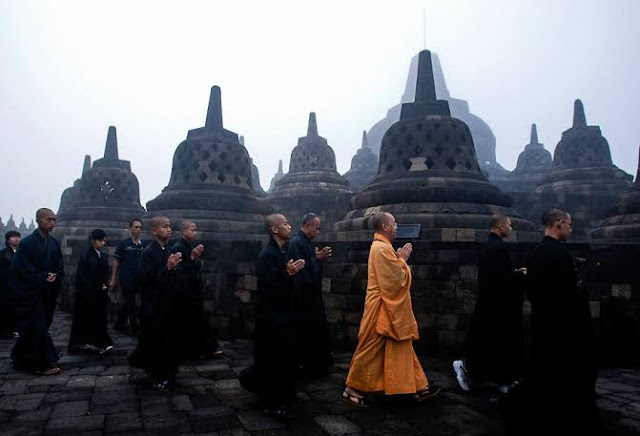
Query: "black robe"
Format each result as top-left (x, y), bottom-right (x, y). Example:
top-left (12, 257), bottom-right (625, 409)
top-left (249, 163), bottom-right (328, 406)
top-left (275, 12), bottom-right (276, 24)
top-left (241, 237), bottom-right (296, 407)
top-left (171, 238), bottom-right (220, 359)
top-left (9, 230), bottom-right (64, 371)
top-left (512, 236), bottom-right (598, 434)
top-left (464, 232), bottom-right (524, 384)
top-left (68, 247), bottom-right (112, 349)
top-left (288, 230), bottom-right (333, 377)
top-left (128, 240), bottom-right (180, 380)
top-left (0, 246), bottom-right (16, 336)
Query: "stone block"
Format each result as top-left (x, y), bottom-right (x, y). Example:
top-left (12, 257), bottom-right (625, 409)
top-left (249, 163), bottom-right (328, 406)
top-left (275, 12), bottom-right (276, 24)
top-left (456, 228), bottom-right (476, 242)
top-left (237, 409), bottom-right (287, 431)
top-left (234, 289), bottom-right (251, 304)
top-left (314, 415), bottom-right (362, 436)
top-left (243, 275), bottom-right (257, 291)
top-left (51, 400), bottom-right (89, 418)
top-left (436, 314), bottom-right (458, 330)
top-left (459, 265), bottom-right (478, 281)
top-left (0, 393), bottom-right (45, 411)
top-left (45, 414), bottom-right (105, 434)
top-left (104, 411), bottom-right (143, 433)
top-left (189, 406), bottom-right (241, 433)
top-left (66, 375), bottom-right (96, 389)
top-left (441, 228), bottom-right (456, 242)
top-left (322, 277), bottom-right (332, 293)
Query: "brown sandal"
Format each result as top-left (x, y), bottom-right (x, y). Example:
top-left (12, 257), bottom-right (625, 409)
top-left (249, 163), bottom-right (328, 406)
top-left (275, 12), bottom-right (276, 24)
top-left (35, 366), bottom-right (61, 376)
top-left (414, 385), bottom-right (442, 402)
top-left (342, 388), bottom-right (372, 407)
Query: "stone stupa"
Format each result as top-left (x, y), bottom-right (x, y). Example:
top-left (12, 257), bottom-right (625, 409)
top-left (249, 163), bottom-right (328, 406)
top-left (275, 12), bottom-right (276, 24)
top-left (268, 160), bottom-right (285, 192)
top-left (342, 131), bottom-right (379, 192)
top-left (535, 99), bottom-right (633, 240)
top-left (55, 126), bottom-right (145, 237)
top-left (146, 86), bottom-right (271, 239)
top-left (266, 112), bottom-right (353, 230)
top-left (335, 50), bottom-right (536, 241)
top-left (589, 146), bottom-right (640, 243)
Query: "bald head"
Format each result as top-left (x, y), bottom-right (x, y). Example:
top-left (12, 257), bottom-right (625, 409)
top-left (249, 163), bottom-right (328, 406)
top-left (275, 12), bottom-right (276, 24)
top-left (264, 213), bottom-right (292, 241)
top-left (371, 212), bottom-right (392, 232)
top-left (180, 220), bottom-right (196, 231)
top-left (35, 208), bottom-right (57, 234)
top-left (151, 216), bottom-right (170, 229)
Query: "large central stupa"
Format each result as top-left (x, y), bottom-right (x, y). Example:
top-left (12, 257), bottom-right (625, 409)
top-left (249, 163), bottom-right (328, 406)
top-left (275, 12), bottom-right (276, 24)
top-left (335, 50), bottom-right (535, 241)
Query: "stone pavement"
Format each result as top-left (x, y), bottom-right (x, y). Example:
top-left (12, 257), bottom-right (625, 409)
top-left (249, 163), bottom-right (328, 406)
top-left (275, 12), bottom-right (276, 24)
top-left (0, 312), bottom-right (639, 435)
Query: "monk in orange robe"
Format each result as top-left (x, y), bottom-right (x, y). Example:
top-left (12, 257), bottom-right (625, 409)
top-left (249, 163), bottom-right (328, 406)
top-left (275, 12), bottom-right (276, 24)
top-left (343, 212), bottom-right (440, 406)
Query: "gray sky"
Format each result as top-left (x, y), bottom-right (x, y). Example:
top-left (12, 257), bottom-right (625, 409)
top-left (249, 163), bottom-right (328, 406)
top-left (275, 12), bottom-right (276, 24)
top-left (2, 0), bottom-right (639, 223)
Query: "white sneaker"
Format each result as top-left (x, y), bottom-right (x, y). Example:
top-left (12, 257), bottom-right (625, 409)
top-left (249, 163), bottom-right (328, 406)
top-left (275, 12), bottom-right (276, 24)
top-left (453, 360), bottom-right (471, 392)
top-left (99, 345), bottom-right (114, 355)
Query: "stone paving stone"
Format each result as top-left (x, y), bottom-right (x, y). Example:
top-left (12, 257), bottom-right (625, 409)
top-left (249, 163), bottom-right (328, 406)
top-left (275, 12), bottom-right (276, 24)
top-left (0, 392), bottom-right (46, 410)
top-left (599, 381), bottom-right (640, 393)
top-left (27, 374), bottom-right (70, 387)
top-left (237, 409), bottom-right (288, 431)
top-left (104, 411), bottom-right (144, 433)
top-left (195, 363), bottom-right (231, 372)
top-left (100, 365), bottom-right (132, 375)
top-left (189, 406), bottom-right (242, 433)
top-left (13, 405), bottom-right (53, 422)
top-left (77, 365), bottom-right (106, 375)
top-left (51, 399), bottom-right (90, 418)
top-left (66, 374), bottom-right (97, 389)
top-left (144, 410), bottom-right (192, 434)
top-left (0, 379), bottom-right (28, 394)
top-left (172, 394), bottom-right (195, 411)
top-left (0, 420), bottom-right (47, 436)
top-left (190, 394), bottom-right (222, 409)
top-left (45, 414), bottom-right (105, 435)
top-left (95, 374), bottom-right (129, 390)
top-left (43, 389), bottom-right (93, 403)
top-left (314, 414), bottom-right (363, 436)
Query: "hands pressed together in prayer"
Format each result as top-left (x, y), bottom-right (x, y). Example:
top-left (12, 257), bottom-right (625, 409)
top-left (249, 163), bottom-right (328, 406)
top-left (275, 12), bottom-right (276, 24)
top-left (315, 246), bottom-right (332, 260)
top-left (167, 252), bottom-right (183, 270)
top-left (191, 244), bottom-right (205, 261)
top-left (46, 272), bottom-right (57, 283)
top-left (515, 267), bottom-right (527, 276)
top-left (286, 259), bottom-right (305, 276)
top-left (396, 243), bottom-right (413, 261)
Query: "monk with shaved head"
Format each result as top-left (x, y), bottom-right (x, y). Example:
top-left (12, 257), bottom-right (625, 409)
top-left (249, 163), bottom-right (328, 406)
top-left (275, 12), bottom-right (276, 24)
top-left (240, 213), bottom-right (305, 421)
top-left (343, 212), bottom-right (440, 406)
top-left (172, 220), bottom-right (222, 359)
top-left (10, 207), bottom-right (64, 375)
top-left (129, 216), bottom-right (183, 392)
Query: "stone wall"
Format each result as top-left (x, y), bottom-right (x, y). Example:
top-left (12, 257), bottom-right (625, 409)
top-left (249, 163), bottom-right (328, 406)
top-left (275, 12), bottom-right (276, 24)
top-left (58, 234), bottom-right (640, 366)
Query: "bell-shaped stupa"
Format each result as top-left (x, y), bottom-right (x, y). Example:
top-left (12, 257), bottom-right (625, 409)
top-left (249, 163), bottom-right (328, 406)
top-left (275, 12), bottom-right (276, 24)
top-left (335, 50), bottom-right (535, 241)
top-left (343, 131), bottom-right (379, 193)
top-left (266, 112), bottom-right (352, 230)
top-left (535, 100), bottom-right (633, 240)
top-left (146, 86), bottom-right (271, 239)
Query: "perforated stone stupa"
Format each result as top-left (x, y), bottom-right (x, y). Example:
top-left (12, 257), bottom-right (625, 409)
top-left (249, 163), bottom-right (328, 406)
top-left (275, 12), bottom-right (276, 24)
top-left (589, 146), bottom-right (640, 243)
top-left (335, 50), bottom-right (535, 241)
top-left (265, 112), bottom-right (352, 229)
top-left (342, 131), bottom-right (379, 192)
top-left (367, 51), bottom-right (510, 183)
top-left (504, 124), bottom-right (552, 193)
top-left (146, 86), bottom-right (271, 239)
top-left (55, 126), bottom-right (145, 237)
top-left (535, 99), bottom-right (633, 240)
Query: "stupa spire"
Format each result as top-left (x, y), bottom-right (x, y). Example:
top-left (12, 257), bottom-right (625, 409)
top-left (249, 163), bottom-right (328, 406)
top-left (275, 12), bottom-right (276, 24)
top-left (530, 124), bottom-right (539, 145)
top-left (278, 160), bottom-right (283, 173)
top-left (104, 126), bottom-right (119, 160)
top-left (307, 112), bottom-right (318, 136)
top-left (573, 99), bottom-right (587, 128)
top-left (205, 86), bottom-right (223, 131)
top-left (415, 50), bottom-right (437, 103)
top-left (82, 155), bottom-right (91, 175)
top-left (360, 131), bottom-right (368, 149)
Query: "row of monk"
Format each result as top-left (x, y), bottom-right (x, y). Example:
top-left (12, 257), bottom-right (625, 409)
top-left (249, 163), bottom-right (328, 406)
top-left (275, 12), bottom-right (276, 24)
top-left (0, 207), bottom-right (603, 432)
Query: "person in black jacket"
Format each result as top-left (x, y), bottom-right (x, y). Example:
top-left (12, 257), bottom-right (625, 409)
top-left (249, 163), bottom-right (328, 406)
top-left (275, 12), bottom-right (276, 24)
top-left (0, 230), bottom-right (20, 337)
top-left (172, 220), bottom-right (222, 359)
top-left (129, 216), bottom-right (182, 392)
top-left (240, 213), bottom-right (305, 421)
top-left (453, 214), bottom-right (527, 392)
top-left (512, 208), bottom-right (599, 434)
top-left (68, 229), bottom-right (113, 354)
top-left (10, 208), bottom-right (64, 375)
top-left (288, 213), bottom-right (334, 377)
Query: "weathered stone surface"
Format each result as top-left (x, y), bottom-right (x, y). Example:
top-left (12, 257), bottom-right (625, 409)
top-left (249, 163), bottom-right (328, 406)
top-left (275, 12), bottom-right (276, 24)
top-left (45, 414), bottom-right (105, 434)
top-left (536, 100), bottom-right (633, 241)
top-left (146, 86), bottom-right (271, 239)
top-left (343, 131), bottom-right (379, 193)
top-left (266, 112), bottom-right (353, 230)
top-left (335, 50), bottom-right (535, 241)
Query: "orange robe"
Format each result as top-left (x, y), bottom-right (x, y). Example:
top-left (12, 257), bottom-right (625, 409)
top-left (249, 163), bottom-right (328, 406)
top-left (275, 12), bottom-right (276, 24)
top-left (345, 233), bottom-right (428, 395)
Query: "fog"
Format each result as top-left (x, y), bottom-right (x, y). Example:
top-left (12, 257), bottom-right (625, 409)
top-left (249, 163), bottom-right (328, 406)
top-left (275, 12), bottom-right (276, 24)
top-left (1, 0), bottom-right (639, 222)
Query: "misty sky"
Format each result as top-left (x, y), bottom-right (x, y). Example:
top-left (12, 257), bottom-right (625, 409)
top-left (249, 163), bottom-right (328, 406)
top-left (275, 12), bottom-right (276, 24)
top-left (1, 0), bottom-right (639, 224)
